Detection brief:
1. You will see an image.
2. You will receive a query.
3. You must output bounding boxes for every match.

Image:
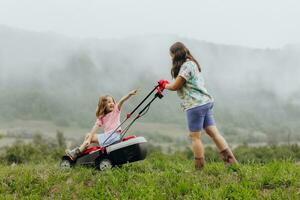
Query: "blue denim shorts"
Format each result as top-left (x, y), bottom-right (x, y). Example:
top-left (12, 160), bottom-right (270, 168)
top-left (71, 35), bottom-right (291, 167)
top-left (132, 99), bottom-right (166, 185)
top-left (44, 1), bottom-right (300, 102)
top-left (97, 132), bottom-right (121, 147)
top-left (186, 102), bottom-right (216, 132)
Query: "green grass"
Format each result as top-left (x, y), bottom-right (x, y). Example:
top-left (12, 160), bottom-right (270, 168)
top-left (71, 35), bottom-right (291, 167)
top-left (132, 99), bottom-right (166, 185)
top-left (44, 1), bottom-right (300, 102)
top-left (0, 152), bottom-right (299, 199)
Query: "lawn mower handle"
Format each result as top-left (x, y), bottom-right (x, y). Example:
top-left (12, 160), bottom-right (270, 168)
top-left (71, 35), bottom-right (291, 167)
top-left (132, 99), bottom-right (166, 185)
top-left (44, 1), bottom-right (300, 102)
top-left (102, 84), bottom-right (163, 146)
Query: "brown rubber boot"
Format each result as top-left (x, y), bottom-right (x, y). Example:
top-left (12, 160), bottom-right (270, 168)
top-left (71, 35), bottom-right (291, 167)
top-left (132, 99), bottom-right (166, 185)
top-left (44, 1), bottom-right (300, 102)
top-left (194, 157), bottom-right (205, 170)
top-left (220, 148), bottom-right (238, 166)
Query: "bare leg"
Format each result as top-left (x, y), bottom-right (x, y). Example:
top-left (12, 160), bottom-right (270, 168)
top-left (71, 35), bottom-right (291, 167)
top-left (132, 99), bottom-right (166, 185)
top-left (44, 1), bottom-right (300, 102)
top-left (65, 133), bottom-right (99, 160)
top-left (204, 125), bottom-right (228, 151)
top-left (205, 125), bottom-right (238, 165)
top-left (90, 134), bottom-right (99, 143)
top-left (78, 133), bottom-right (91, 152)
top-left (190, 131), bottom-right (205, 169)
top-left (79, 133), bottom-right (99, 152)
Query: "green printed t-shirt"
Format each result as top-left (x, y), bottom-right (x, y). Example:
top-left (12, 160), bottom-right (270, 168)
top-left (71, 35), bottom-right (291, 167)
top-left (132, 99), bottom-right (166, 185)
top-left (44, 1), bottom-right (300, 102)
top-left (177, 60), bottom-right (213, 111)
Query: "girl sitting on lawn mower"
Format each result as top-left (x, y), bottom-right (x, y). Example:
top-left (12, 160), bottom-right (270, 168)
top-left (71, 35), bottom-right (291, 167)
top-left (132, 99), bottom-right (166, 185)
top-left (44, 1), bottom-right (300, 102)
top-left (65, 89), bottom-right (138, 160)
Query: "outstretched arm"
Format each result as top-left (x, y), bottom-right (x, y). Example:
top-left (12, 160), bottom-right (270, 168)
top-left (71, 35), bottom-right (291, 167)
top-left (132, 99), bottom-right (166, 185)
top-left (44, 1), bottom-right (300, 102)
top-left (165, 76), bottom-right (186, 91)
top-left (90, 124), bottom-right (100, 136)
top-left (88, 124), bottom-right (100, 143)
top-left (79, 124), bottom-right (100, 151)
top-left (117, 89), bottom-right (138, 110)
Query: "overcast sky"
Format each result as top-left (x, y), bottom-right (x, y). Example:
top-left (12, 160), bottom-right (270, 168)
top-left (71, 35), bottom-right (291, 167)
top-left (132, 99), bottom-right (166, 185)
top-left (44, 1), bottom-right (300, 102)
top-left (0, 0), bottom-right (299, 48)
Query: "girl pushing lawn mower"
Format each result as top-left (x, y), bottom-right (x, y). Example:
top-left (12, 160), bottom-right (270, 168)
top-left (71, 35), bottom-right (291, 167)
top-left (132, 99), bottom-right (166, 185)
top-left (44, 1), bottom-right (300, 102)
top-left (158, 42), bottom-right (238, 170)
top-left (65, 89), bottom-right (138, 160)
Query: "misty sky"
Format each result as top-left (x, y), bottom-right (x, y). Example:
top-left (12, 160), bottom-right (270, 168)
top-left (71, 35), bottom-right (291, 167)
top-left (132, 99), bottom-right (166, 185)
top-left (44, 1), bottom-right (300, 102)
top-left (0, 0), bottom-right (299, 48)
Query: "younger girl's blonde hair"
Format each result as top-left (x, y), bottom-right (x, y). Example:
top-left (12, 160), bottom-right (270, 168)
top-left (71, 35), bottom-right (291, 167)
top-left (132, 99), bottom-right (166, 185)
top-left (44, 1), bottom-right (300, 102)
top-left (95, 95), bottom-right (116, 118)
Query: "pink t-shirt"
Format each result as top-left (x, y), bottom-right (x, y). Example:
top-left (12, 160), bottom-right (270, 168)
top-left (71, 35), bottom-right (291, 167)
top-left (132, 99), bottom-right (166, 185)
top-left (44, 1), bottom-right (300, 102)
top-left (95, 105), bottom-right (121, 133)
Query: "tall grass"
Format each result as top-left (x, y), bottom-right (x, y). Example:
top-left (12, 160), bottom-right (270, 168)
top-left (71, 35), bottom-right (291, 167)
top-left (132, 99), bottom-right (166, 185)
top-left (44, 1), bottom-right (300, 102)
top-left (0, 153), bottom-right (299, 199)
top-left (0, 134), bottom-right (300, 199)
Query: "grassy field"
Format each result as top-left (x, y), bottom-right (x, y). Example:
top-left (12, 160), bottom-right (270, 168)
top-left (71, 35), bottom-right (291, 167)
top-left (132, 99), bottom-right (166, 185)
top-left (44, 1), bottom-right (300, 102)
top-left (0, 152), bottom-right (299, 199)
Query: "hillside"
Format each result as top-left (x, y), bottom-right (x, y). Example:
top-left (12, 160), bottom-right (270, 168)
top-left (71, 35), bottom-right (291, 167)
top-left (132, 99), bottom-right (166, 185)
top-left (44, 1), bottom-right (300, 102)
top-left (0, 25), bottom-right (300, 144)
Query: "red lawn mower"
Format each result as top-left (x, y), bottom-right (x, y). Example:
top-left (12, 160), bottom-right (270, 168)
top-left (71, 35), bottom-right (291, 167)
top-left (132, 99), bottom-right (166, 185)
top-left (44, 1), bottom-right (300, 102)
top-left (60, 85), bottom-right (164, 170)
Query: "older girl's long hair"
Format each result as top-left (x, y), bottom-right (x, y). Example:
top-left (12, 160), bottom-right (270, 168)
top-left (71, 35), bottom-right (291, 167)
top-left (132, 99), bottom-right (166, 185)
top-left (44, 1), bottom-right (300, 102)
top-left (95, 95), bottom-right (116, 118)
top-left (170, 42), bottom-right (201, 78)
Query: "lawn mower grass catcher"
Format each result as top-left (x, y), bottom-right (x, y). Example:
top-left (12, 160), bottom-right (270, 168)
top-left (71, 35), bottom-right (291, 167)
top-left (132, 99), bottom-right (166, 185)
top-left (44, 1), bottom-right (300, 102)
top-left (60, 85), bottom-right (164, 170)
